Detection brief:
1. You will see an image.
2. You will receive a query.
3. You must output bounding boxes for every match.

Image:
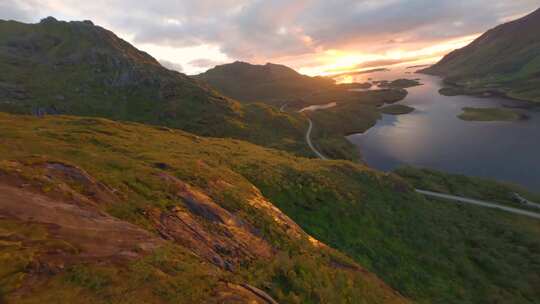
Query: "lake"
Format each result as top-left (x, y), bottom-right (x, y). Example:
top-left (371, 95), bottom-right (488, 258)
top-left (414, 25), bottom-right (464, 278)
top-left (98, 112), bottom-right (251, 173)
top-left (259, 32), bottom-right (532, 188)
top-left (344, 67), bottom-right (540, 192)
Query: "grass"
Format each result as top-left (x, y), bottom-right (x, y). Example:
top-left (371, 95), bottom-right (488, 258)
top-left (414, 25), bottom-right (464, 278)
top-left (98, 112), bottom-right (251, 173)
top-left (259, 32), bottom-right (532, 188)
top-left (457, 107), bottom-right (524, 122)
top-left (1, 113), bottom-right (538, 303)
top-left (0, 113), bottom-right (408, 304)
top-left (396, 167), bottom-right (540, 209)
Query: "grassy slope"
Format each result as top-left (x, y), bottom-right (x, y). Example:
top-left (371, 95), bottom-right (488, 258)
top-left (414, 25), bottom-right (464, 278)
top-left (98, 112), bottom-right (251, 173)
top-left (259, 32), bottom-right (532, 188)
top-left (421, 8), bottom-right (540, 102)
top-left (1, 113), bottom-right (539, 303)
top-left (396, 167), bottom-right (540, 209)
top-left (0, 18), bottom-right (313, 157)
top-left (0, 112), bottom-right (407, 304)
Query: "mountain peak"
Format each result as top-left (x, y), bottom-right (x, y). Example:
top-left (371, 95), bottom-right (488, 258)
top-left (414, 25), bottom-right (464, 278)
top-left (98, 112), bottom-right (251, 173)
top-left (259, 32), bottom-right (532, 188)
top-left (39, 16), bottom-right (58, 24)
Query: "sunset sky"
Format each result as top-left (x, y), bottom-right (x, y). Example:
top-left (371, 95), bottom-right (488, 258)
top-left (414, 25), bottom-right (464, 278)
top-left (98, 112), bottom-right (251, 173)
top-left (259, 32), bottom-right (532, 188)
top-left (2, 0), bottom-right (538, 75)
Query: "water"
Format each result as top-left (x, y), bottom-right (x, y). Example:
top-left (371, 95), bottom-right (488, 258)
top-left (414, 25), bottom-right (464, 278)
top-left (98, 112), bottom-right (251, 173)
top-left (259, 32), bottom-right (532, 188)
top-left (300, 102), bottom-right (337, 112)
top-left (344, 67), bottom-right (540, 192)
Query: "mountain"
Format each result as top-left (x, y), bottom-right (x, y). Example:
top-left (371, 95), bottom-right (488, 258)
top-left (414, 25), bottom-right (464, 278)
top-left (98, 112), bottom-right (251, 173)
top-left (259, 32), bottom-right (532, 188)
top-left (2, 16), bottom-right (540, 304)
top-left (196, 61), bottom-right (414, 160)
top-left (0, 17), bottom-right (310, 155)
top-left (0, 112), bottom-right (412, 304)
top-left (2, 112), bottom-right (539, 303)
top-left (195, 61), bottom-right (335, 105)
top-left (421, 8), bottom-right (540, 102)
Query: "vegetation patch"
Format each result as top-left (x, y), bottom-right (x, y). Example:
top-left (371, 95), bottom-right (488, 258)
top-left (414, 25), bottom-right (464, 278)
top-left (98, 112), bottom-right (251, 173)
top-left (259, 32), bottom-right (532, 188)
top-left (0, 113), bottom-right (409, 304)
top-left (396, 167), bottom-right (540, 209)
top-left (458, 107), bottom-right (526, 122)
top-left (1, 112), bottom-right (539, 304)
top-left (378, 79), bottom-right (422, 89)
top-left (439, 87), bottom-right (466, 96)
top-left (380, 104), bottom-right (415, 115)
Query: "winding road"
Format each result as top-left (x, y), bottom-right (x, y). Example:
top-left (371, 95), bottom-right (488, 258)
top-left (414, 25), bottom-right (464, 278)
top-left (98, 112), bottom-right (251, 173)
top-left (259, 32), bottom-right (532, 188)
top-left (416, 190), bottom-right (540, 220)
top-left (300, 110), bottom-right (540, 220)
top-left (305, 118), bottom-right (328, 160)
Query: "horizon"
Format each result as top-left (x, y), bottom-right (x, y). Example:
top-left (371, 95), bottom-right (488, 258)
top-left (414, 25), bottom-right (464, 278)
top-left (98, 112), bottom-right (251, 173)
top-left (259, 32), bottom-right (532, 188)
top-left (2, 1), bottom-right (538, 76)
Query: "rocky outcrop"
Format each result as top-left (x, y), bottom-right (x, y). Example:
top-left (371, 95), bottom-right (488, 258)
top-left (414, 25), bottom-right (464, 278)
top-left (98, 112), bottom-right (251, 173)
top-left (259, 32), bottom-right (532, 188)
top-left (41, 162), bottom-right (119, 205)
top-left (214, 283), bottom-right (279, 304)
top-left (148, 173), bottom-right (273, 270)
top-left (0, 160), bottom-right (120, 207)
top-left (0, 182), bottom-right (162, 271)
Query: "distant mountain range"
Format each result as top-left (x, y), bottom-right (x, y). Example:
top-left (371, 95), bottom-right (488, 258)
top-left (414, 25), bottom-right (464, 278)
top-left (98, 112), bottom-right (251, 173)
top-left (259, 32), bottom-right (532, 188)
top-left (421, 8), bottom-right (540, 102)
top-left (196, 61), bottom-right (335, 105)
top-left (0, 17), bottom-right (309, 155)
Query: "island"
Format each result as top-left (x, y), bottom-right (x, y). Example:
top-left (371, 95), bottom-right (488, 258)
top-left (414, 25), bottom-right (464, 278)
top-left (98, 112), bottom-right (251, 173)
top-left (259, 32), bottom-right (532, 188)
top-left (380, 104), bottom-right (415, 115)
top-left (439, 87), bottom-right (465, 96)
top-left (458, 107), bottom-right (526, 122)
top-left (376, 78), bottom-right (422, 89)
top-left (337, 82), bottom-right (372, 90)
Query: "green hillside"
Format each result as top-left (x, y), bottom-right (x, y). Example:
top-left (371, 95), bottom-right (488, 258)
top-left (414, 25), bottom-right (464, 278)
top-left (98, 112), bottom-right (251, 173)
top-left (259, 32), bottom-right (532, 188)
top-left (421, 8), bottom-right (540, 102)
top-left (195, 61), bottom-right (336, 105)
top-left (1, 113), bottom-right (539, 303)
top-left (0, 112), bottom-right (409, 304)
top-left (0, 17), bottom-right (312, 156)
top-left (197, 61), bottom-right (413, 160)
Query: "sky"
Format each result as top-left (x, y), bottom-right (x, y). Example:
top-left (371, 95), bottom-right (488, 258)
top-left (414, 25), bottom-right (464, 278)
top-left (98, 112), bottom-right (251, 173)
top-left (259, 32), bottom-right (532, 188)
top-left (1, 0), bottom-right (538, 75)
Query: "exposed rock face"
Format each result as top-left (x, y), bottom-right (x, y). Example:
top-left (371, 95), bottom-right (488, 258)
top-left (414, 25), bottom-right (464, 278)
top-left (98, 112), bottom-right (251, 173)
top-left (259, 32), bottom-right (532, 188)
top-left (42, 162), bottom-right (120, 205)
top-left (0, 181), bottom-right (163, 271)
top-left (0, 160), bottom-right (120, 206)
top-left (0, 161), bottom-right (278, 303)
top-left (148, 173), bottom-right (273, 270)
top-left (214, 283), bottom-right (279, 304)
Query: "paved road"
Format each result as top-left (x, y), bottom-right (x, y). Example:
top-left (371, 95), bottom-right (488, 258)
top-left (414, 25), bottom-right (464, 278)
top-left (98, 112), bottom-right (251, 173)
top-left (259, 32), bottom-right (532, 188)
top-left (512, 192), bottom-right (540, 209)
top-left (417, 189), bottom-right (540, 220)
top-left (281, 103), bottom-right (327, 160)
top-left (305, 118), bottom-right (328, 160)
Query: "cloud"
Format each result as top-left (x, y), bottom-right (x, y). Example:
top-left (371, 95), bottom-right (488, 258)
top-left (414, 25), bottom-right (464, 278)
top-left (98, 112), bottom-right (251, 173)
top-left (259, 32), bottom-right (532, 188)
top-left (159, 59), bottom-right (183, 72)
top-left (1, 0), bottom-right (539, 73)
top-left (324, 59), bottom-right (408, 74)
top-left (0, 0), bottom-right (34, 22)
top-left (188, 58), bottom-right (225, 69)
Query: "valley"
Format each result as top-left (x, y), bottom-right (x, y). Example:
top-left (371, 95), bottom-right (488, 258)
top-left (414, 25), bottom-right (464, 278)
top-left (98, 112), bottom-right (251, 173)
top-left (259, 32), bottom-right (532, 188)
top-left (1, 5), bottom-right (540, 304)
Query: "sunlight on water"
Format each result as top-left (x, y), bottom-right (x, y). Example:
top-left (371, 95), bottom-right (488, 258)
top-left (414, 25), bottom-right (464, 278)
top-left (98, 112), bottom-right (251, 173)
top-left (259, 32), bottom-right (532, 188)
top-left (346, 67), bottom-right (540, 191)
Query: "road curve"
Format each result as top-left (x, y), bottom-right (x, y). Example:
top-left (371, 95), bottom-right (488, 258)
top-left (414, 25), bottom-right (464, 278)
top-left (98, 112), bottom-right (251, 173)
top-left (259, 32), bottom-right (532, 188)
top-left (305, 118), bottom-right (328, 160)
top-left (417, 189), bottom-right (540, 220)
top-left (296, 105), bottom-right (540, 221)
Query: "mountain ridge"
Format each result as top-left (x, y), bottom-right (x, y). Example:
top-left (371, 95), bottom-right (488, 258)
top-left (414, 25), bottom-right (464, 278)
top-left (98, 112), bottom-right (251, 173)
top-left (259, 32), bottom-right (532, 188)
top-left (0, 17), bottom-right (313, 156)
top-left (196, 61), bottom-right (336, 105)
top-left (421, 8), bottom-right (540, 102)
